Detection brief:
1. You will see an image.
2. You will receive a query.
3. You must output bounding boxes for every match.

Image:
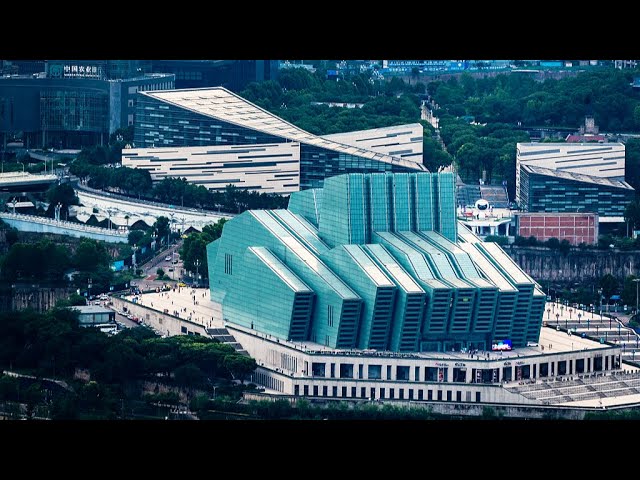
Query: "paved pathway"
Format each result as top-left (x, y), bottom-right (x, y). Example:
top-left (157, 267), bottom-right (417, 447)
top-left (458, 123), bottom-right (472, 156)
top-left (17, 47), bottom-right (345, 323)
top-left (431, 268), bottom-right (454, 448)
top-left (127, 287), bottom-right (222, 328)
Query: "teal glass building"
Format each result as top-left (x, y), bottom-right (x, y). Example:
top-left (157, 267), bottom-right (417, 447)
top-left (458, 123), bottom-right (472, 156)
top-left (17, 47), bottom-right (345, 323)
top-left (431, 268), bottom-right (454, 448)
top-left (207, 172), bottom-right (545, 352)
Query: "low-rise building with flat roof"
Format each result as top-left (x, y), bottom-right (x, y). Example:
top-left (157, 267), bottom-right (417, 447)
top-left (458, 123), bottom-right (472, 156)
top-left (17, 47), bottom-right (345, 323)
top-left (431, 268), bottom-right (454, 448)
top-left (72, 305), bottom-right (116, 326)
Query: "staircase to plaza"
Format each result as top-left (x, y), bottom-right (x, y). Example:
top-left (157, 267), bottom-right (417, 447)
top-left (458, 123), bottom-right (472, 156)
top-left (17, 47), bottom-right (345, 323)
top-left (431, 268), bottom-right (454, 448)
top-left (206, 327), bottom-right (248, 356)
top-left (506, 371), bottom-right (640, 405)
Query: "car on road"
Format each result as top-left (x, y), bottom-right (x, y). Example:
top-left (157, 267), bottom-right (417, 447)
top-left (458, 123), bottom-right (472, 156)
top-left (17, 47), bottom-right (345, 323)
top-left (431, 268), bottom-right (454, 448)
top-left (178, 282), bottom-right (187, 287)
top-left (165, 255), bottom-right (172, 261)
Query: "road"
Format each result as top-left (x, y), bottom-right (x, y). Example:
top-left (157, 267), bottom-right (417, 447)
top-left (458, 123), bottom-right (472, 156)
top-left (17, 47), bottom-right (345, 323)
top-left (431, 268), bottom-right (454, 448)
top-left (131, 241), bottom-right (185, 291)
top-left (115, 312), bottom-right (139, 328)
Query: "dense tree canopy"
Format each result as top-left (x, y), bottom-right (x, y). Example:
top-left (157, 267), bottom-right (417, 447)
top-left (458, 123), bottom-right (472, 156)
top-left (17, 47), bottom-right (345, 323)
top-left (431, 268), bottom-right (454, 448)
top-left (2, 240), bottom-right (70, 282)
top-left (600, 274), bottom-right (619, 299)
top-left (241, 69), bottom-right (422, 136)
top-left (428, 70), bottom-right (640, 131)
top-left (0, 237), bottom-right (134, 294)
top-left (0, 308), bottom-right (256, 419)
top-left (180, 218), bottom-right (227, 278)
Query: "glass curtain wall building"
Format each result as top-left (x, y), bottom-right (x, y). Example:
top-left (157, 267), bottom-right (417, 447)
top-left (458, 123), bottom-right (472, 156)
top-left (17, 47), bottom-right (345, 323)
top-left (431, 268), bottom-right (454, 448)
top-left (519, 165), bottom-right (634, 219)
top-left (130, 88), bottom-right (425, 190)
top-left (0, 73), bottom-right (174, 149)
top-left (207, 172), bottom-right (544, 353)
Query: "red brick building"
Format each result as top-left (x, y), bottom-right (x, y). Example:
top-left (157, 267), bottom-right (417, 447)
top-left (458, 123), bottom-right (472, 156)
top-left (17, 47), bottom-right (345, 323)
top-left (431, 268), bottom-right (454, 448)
top-left (515, 212), bottom-right (598, 245)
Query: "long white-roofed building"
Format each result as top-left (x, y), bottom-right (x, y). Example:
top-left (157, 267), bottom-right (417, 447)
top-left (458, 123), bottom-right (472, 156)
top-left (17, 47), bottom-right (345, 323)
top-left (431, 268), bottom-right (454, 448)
top-left (123, 87), bottom-right (426, 193)
top-left (321, 123), bottom-right (424, 164)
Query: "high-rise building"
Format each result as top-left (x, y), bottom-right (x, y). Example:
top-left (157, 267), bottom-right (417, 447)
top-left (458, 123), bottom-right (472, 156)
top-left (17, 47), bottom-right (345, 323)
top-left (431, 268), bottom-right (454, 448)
top-left (0, 61), bottom-right (174, 149)
top-left (207, 172), bottom-right (545, 352)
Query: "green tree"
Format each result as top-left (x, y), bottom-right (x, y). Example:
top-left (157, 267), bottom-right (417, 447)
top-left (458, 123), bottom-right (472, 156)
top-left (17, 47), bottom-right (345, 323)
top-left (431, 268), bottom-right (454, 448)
top-left (174, 363), bottom-right (206, 389)
top-left (600, 273), bottom-right (619, 299)
top-left (624, 199), bottom-right (640, 233)
top-left (57, 293), bottom-right (87, 307)
top-left (24, 383), bottom-right (43, 419)
top-left (202, 218), bottom-right (228, 241)
top-left (128, 229), bottom-right (146, 246)
top-left (2, 240), bottom-right (71, 282)
top-left (559, 239), bottom-right (571, 256)
top-left (0, 375), bottom-right (19, 401)
top-left (223, 355), bottom-right (257, 384)
top-left (154, 216), bottom-right (171, 245)
top-left (190, 393), bottom-right (210, 413)
top-left (546, 237), bottom-right (561, 250)
top-left (109, 125), bottom-right (134, 146)
top-left (5, 228), bottom-right (18, 246)
top-left (179, 218), bottom-right (228, 279)
top-left (73, 238), bottom-right (110, 272)
top-left (484, 235), bottom-right (509, 246)
top-left (622, 275), bottom-right (639, 309)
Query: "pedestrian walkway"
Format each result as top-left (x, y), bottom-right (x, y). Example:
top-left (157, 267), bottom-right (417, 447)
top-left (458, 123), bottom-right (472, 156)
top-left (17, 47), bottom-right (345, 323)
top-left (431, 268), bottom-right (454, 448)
top-left (128, 287), bottom-right (222, 328)
top-left (543, 301), bottom-right (640, 361)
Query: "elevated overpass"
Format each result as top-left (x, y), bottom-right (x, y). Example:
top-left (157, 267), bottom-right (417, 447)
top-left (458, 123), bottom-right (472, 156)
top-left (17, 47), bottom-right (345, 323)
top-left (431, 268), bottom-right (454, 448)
top-left (0, 212), bottom-right (128, 243)
top-left (0, 172), bottom-right (58, 192)
top-left (76, 188), bottom-right (231, 232)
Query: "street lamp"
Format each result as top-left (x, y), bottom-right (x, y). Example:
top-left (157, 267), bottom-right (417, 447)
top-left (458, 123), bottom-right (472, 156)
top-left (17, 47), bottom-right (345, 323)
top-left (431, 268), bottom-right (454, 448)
top-left (54, 202), bottom-right (62, 222)
top-left (577, 312), bottom-right (582, 324)
top-left (569, 308), bottom-right (573, 320)
top-left (555, 313), bottom-right (559, 325)
top-left (547, 308), bottom-right (551, 320)
top-left (633, 278), bottom-right (640, 318)
top-left (132, 244), bottom-right (138, 273)
top-left (598, 288), bottom-right (603, 321)
top-left (194, 259), bottom-right (200, 287)
top-left (169, 212), bottom-right (175, 246)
